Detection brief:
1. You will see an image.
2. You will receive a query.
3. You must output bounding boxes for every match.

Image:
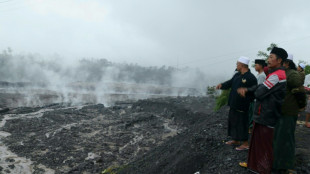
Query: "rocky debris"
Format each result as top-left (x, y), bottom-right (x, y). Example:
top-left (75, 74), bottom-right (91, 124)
top-left (0, 96), bottom-right (309, 173)
top-left (118, 105), bottom-right (248, 174)
top-left (0, 97), bottom-right (212, 173)
top-left (120, 104), bottom-right (310, 174)
top-left (0, 108), bottom-right (9, 114)
top-left (295, 113), bottom-right (310, 174)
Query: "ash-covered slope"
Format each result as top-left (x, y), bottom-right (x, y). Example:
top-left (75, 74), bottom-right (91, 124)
top-left (0, 96), bottom-right (213, 173)
top-left (119, 100), bottom-right (310, 174)
top-left (0, 96), bottom-right (309, 174)
top-left (117, 100), bottom-right (249, 174)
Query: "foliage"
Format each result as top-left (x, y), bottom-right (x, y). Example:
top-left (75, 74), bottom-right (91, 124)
top-left (206, 86), bottom-right (216, 95)
top-left (298, 60), bottom-right (310, 76)
top-left (256, 51), bottom-right (268, 60)
top-left (305, 65), bottom-right (310, 75)
top-left (252, 43), bottom-right (278, 67)
top-left (102, 166), bottom-right (118, 174)
top-left (257, 43), bottom-right (277, 60)
top-left (215, 43), bottom-right (278, 111)
top-left (102, 165), bottom-right (127, 174)
top-left (214, 89), bottom-right (230, 111)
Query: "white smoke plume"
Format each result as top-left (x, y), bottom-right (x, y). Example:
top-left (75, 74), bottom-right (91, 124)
top-left (0, 49), bottom-right (223, 107)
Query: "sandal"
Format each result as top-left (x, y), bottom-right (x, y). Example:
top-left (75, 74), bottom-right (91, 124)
top-left (225, 140), bottom-right (240, 145)
top-left (235, 145), bottom-right (249, 151)
top-left (239, 162), bottom-right (247, 168)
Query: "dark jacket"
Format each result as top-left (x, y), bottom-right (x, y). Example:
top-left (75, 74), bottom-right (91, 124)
top-left (299, 71), bottom-right (305, 85)
top-left (282, 69), bottom-right (303, 116)
top-left (248, 67), bottom-right (286, 127)
top-left (221, 70), bottom-right (257, 112)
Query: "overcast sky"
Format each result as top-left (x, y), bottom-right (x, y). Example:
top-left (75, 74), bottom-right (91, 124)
top-left (1, 0), bottom-right (310, 75)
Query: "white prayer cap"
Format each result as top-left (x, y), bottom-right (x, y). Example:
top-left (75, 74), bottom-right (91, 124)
top-left (287, 54), bottom-right (293, 61)
top-left (299, 63), bottom-right (306, 69)
top-left (238, 56), bottom-right (250, 65)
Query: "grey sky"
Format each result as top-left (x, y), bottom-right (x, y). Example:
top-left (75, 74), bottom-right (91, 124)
top-left (1, 0), bottom-right (310, 76)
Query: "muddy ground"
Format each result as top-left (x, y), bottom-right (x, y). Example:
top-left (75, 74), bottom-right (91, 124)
top-left (0, 95), bottom-right (310, 174)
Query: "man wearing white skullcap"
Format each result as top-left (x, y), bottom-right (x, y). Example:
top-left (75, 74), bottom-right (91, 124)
top-left (299, 63), bottom-right (305, 69)
top-left (297, 62), bottom-right (306, 84)
top-left (238, 56), bottom-right (250, 65)
top-left (238, 47), bottom-right (288, 173)
top-left (216, 56), bottom-right (257, 151)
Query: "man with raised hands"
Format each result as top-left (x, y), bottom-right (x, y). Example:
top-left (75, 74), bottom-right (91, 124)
top-left (216, 56), bottom-right (257, 151)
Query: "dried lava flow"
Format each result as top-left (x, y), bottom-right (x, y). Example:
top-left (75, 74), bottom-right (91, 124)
top-left (0, 107), bottom-right (58, 173)
top-left (1, 97), bottom-right (209, 173)
top-left (1, 96), bottom-right (310, 174)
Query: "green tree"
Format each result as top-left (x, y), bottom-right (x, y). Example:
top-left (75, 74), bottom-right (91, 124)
top-left (257, 43), bottom-right (277, 60)
top-left (305, 65), bottom-right (310, 75)
top-left (298, 60), bottom-right (310, 75)
top-left (252, 43), bottom-right (277, 67)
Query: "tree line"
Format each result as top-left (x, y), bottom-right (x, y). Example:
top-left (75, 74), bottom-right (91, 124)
top-left (0, 48), bottom-right (198, 87)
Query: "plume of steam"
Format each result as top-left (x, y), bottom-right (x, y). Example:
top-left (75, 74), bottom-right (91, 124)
top-left (0, 49), bottom-right (224, 107)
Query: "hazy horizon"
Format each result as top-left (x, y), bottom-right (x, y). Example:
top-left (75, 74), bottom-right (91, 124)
top-left (1, 0), bottom-right (310, 76)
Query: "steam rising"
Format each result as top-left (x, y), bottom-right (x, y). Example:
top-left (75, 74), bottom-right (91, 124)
top-left (0, 49), bottom-right (220, 107)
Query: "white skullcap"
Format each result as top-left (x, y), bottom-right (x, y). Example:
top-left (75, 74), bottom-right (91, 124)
top-left (287, 54), bottom-right (293, 61)
top-left (299, 63), bottom-right (306, 69)
top-left (238, 56), bottom-right (250, 65)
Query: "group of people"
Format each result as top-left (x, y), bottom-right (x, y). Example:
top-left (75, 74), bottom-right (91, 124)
top-left (216, 47), bottom-right (307, 174)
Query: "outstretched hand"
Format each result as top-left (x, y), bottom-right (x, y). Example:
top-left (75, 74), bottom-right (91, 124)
top-left (216, 84), bottom-right (222, 90)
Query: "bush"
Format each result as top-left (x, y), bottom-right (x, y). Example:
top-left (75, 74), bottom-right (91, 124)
top-left (214, 89), bottom-right (230, 111)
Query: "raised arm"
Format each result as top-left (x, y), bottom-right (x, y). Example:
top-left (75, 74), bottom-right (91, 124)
top-left (218, 73), bottom-right (238, 90)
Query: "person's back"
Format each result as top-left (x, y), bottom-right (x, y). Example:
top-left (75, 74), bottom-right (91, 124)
top-left (297, 63), bottom-right (306, 84)
top-left (281, 68), bottom-right (303, 115)
top-left (299, 71), bottom-right (305, 84)
top-left (273, 59), bottom-right (304, 173)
